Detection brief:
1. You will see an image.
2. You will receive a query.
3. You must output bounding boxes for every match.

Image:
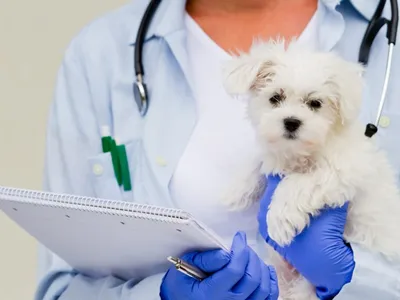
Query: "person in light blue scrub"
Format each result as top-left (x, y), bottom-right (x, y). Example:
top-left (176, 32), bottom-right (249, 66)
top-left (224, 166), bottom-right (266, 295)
top-left (35, 0), bottom-right (400, 299)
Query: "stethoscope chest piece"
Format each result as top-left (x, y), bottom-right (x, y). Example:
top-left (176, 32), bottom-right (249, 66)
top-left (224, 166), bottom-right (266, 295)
top-left (133, 74), bottom-right (149, 117)
top-left (132, 0), bottom-right (161, 117)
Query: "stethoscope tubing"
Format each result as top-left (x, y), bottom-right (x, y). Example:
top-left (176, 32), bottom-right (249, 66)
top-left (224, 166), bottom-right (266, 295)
top-left (375, 43), bottom-right (394, 126)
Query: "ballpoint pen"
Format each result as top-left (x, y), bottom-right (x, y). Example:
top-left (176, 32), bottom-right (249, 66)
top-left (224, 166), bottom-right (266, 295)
top-left (167, 256), bottom-right (207, 281)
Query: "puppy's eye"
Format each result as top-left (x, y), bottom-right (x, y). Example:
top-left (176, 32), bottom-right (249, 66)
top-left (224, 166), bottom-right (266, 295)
top-left (308, 99), bottom-right (322, 110)
top-left (269, 93), bottom-right (283, 105)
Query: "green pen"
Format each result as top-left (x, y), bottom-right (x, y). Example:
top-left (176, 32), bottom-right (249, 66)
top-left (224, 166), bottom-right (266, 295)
top-left (115, 139), bottom-right (132, 192)
top-left (101, 126), bottom-right (123, 186)
top-left (111, 139), bottom-right (123, 186)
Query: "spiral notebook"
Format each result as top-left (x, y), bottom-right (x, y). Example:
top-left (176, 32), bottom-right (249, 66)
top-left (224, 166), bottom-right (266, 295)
top-left (0, 186), bottom-right (229, 281)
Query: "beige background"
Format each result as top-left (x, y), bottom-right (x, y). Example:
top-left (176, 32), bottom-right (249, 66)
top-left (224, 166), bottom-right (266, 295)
top-left (0, 1), bottom-right (128, 299)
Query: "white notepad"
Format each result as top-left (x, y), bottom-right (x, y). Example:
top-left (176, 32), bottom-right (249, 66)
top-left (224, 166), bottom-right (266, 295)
top-left (0, 186), bottom-right (229, 281)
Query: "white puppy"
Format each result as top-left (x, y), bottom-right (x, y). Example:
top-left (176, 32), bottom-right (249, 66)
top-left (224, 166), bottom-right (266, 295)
top-left (221, 38), bottom-right (400, 299)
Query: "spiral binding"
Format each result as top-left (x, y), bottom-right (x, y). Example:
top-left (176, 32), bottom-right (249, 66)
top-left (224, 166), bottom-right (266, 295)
top-left (0, 186), bottom-right (189, 223)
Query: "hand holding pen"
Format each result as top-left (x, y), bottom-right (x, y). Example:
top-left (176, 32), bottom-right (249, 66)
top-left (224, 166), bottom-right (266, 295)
top-left (161, 231), bottom-right (279, 300)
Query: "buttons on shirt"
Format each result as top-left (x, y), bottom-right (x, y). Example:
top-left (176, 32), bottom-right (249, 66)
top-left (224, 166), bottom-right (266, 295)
top-left (92, 163), bottom-right (104, 176)
top-left (379, 116), bottom-right (391, 128)
top-left (156, 156), bottom-right (167, 167)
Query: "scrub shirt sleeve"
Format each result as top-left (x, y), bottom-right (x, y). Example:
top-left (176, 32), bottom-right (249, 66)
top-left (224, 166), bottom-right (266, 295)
top-left (34, 34), bottom-right (165, 300)
top-left (335, 244), bottom-right (400, 299)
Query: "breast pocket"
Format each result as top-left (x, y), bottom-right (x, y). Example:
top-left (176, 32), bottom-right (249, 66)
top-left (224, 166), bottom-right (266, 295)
top-left (87, 140), bottom-right (140, 202)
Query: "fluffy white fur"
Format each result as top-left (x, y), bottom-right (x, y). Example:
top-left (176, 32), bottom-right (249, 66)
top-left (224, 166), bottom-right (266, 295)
top-left (221, 38), bottom-right (400, 299)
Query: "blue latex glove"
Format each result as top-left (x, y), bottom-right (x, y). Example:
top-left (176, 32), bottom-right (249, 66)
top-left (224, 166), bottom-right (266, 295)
top-left (258, 174), bottom-right (355, 300)
top-left (160, 231), bottom-right (279, 300)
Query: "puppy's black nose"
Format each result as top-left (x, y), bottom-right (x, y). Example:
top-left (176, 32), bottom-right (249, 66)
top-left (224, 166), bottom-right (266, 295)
top-left (284, 117), bottom-right (302, 132)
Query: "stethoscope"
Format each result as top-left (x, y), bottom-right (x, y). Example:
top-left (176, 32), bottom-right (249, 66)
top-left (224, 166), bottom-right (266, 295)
top-left (133, 0), bottom-right (398, 139)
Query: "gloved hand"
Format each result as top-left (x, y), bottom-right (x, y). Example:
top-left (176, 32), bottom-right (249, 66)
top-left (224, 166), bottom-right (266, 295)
top-left (160, 231), bottom-right (279, 300)
top-left (258, 174), bottom-right (355, 300)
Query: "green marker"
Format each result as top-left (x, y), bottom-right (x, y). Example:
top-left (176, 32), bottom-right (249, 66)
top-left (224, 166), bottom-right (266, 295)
top-left (110, 138), bottom-right (123, 186)
top-left (116, 139), bottom-right (132, 192)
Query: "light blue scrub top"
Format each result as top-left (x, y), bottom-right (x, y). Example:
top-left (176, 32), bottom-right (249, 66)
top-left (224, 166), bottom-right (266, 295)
top-left (35, 0), bottom-right (400, 299)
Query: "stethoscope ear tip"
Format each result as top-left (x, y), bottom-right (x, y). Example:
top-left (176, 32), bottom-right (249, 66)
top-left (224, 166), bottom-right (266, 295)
top-left (365, 123), bottom-right (378, 138)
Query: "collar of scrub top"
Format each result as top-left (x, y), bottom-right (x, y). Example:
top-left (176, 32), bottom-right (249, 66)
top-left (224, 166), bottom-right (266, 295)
top-left (351, 0), bottom-right (392, 20)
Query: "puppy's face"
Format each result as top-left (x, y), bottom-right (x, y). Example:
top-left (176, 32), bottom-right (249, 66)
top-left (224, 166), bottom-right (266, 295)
top-left (248, 68), bottom-right (343, 155)
top-left (223, 39), bottom-right (364, 156)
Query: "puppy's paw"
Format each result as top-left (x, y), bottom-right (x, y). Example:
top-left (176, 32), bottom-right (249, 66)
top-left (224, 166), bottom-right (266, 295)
top-left (267, 206), bottom-right (297, 246)
top-left (266, 179), bottom-right (311, 246)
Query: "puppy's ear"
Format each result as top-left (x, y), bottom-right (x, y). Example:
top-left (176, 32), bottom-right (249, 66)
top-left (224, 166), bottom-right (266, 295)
top-left (326, 57), bottom-right (365, 125)
top-left (222, 56), bottom-right (276, 95)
